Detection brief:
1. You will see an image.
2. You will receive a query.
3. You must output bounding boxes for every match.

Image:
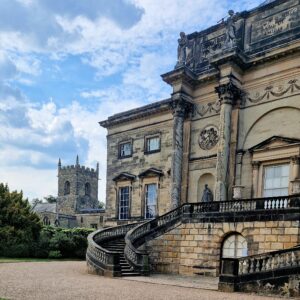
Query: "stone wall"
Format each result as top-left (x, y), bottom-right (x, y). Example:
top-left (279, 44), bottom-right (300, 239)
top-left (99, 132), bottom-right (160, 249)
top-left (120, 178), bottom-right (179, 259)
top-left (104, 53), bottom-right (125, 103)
top-left (76, 213), bottom-right (105, 229)
top-left (147, 220), bottom-right (300, 277)
top-left (105, 113), bottom-right (174, 224)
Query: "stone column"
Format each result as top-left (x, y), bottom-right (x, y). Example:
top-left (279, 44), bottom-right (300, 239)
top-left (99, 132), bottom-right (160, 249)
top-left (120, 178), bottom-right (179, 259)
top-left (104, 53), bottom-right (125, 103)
top-left (291, 156), bottom-right (300, 194)
top-left (252, 161), bottom-right (260, 198)
top-left (292, 156), bottom-right (300, 180)
top-left (170, 93), bottom-right (193, 208)
top-left (215, 82), bottom-right (242, 201)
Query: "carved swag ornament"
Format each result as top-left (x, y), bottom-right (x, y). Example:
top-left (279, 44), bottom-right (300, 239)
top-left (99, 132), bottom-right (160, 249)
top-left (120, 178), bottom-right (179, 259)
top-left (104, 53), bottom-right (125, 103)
top-left (199, 126), bottom-right (219, 150)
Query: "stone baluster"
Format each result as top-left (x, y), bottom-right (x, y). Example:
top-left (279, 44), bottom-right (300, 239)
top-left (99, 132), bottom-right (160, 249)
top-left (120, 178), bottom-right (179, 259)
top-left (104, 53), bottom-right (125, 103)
top-left (215, 81), bottom-right (243, 201)
top-left (255, 259), bottom-right (260, 272)
top-left (249, 259), bottom-right (255, 273)
top-left (170, 93), bottom-right (193, 209)
top-left (242, 259), bottom-right (249, 274)
top-left (291, 251), bottom-right (297, 266)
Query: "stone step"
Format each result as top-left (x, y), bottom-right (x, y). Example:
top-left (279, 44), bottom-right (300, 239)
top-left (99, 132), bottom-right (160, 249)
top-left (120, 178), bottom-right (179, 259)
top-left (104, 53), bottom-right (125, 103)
top-left (121, 272), bottom-right (141, 277)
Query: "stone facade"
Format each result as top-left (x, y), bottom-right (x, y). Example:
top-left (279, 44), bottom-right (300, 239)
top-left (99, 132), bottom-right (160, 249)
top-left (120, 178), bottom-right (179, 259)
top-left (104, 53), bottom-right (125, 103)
top-left (57, 156), bottom-right (99, 214)
top-left (147, 219), bottom-right (300, 277)
top-left (99, 0), bottom-right (300, 283)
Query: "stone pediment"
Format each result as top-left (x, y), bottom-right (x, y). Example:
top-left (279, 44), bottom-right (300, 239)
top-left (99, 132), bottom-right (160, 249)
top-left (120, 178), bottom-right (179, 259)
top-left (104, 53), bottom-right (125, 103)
top-left (138, 168), bottom-right (164, 178)
top-left (113, 172), bottom-right (136, 182)
top-left (249, 136), bottom-right (300, 152)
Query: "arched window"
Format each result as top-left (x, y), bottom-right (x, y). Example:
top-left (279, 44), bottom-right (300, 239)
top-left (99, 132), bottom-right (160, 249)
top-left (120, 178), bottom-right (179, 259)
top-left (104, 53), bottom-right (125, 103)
top-left (222, 234), bottom-right (248, 259)
top-left (54, 219), bottom-right (60, 227)
top-left (64, 181), bottom-right (70, 195)
top-left (85, 182), bottom-right (91, 196)
top-left (43, 216), bottom-right (50, 226)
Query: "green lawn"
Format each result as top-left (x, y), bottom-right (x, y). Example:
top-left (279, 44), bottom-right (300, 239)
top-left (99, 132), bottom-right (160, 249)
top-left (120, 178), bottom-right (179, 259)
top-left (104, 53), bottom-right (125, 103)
top-left (0, 257), bottom-right (83, 263)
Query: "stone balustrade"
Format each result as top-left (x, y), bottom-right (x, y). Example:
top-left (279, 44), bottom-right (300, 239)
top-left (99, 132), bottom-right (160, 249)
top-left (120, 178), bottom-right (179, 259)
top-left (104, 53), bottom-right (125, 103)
top-left (238, 246), bottom-right (300, 275)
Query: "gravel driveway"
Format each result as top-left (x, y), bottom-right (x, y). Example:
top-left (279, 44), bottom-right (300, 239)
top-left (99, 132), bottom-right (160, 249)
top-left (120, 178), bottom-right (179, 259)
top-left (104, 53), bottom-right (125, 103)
top-left (0, 261), bottom-right (283, 300)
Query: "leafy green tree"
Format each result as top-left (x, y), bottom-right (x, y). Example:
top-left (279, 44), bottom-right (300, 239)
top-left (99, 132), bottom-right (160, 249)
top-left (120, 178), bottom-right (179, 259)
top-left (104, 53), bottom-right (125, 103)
top-left (0, 183), bottom-right (42, 257)
top-left (44, 195), bottom-right (57, 203)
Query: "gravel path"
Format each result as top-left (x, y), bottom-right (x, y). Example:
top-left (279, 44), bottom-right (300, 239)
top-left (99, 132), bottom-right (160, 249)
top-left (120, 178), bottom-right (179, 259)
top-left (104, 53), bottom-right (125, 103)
top-left (0, 261), bottom-right (283, 300)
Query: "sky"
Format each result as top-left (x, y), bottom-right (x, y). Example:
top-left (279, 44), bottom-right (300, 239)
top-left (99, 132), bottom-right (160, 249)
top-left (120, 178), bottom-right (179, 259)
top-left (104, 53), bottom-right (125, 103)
top-left (0, 0), bottom-right (264, 202)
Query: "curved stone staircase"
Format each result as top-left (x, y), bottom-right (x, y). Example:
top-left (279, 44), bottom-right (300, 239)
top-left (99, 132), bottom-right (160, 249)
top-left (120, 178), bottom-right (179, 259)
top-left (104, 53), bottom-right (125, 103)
top-left (87, 196), bottom-right (300, 285)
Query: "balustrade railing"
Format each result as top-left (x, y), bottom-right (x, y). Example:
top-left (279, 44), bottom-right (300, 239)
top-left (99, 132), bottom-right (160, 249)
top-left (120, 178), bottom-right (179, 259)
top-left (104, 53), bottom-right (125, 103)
top-left (86, 223), bottom-right (139, 276)
top-left (125, 195), bottom-right (300, 274)
top-left (124, 205), bottom-right (186, 273)
top-left (238, 246), bottom-right (300, 276)
top-left (190, 195), bottom-right (300, 215)
top-left (220, 245), bottom-right (300, 280)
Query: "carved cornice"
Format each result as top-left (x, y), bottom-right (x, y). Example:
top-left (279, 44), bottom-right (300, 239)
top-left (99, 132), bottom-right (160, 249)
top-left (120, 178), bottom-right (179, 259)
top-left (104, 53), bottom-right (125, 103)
top-left (246, 79), bottom-right (300, 104)
top-left (99, 98), bottom-right (172, 128)
top-left (161, 66), bottom-right (198, 87)
top-left (215, 81), bottom-right (244, 105)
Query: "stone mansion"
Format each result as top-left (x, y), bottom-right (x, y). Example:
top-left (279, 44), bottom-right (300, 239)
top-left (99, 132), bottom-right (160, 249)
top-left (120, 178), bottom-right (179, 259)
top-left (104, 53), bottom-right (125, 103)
top-left (87, 0), bottom-right (300, 295)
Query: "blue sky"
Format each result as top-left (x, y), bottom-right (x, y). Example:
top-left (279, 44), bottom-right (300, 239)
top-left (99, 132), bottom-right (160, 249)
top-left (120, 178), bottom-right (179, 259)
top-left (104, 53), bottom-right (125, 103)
top-left (0, 0), bottom-right (264, 202)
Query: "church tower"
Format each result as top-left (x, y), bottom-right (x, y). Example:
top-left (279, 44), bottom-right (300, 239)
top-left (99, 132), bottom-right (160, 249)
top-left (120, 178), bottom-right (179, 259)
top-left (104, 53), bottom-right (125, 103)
top-left (57, 156), bottom-right (99, 215)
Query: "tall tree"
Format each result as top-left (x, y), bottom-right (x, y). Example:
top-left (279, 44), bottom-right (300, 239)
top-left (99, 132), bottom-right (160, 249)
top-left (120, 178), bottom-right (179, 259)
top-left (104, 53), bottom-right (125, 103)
top-left (0, 183), bottom-right (42, 257)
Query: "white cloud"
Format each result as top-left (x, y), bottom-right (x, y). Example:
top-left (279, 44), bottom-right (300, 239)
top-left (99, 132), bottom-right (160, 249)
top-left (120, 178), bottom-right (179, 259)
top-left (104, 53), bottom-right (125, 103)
top-left (0, 0), bottom-right (264, 202)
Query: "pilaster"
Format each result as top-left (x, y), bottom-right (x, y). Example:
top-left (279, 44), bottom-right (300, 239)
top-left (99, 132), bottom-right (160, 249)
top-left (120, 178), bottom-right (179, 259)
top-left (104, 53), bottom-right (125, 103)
top-left (214, 81), bottom-right (243, 201)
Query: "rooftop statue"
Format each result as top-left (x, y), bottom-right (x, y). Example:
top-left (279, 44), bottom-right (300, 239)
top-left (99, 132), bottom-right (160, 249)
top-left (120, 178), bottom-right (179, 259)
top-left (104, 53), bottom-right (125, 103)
top-left (225, 10), bottom-right (239, 47)
top-left (176, 32), bottom-right (188, 67)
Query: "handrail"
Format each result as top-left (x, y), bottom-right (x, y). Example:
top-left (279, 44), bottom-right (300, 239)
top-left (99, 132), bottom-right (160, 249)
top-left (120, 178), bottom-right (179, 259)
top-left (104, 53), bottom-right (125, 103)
top-left (125, 195), bottom-right (300, 273)
top-left (124, 204), bottom-right (187, 273)
top-left (86, 222), bottom-right (141, 276)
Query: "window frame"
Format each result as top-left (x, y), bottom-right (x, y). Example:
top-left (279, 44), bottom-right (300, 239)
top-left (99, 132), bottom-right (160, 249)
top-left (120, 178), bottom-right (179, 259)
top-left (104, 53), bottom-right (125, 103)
top-left (118, 186), bottom-right (131, 220)
top-left (262, 163), bottom-right (290, 197)
top-left (144, 183), bottom-right (158, 219)
top-left (144, 134), bottom-right (161, 154)
top-left (118, 140), bottom-right (133, 159)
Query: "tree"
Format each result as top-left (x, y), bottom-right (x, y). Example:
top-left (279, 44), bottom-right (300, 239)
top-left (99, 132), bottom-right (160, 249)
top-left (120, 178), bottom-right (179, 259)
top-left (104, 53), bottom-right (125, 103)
top-left (98, 201), bottom-right (105, 209)
top-left (44, 195), bottom-right (57, 203)
top-left (31, 198), bottom-right (43, 209)
top-left (0, 183), bottom-right (42, 257)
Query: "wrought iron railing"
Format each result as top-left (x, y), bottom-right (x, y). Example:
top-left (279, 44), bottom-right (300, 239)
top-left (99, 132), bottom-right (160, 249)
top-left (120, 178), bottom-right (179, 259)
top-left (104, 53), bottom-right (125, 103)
top-left (86, 223), bottom-right (139, 276)
top-left (125, 195), bottom-right (300, 273)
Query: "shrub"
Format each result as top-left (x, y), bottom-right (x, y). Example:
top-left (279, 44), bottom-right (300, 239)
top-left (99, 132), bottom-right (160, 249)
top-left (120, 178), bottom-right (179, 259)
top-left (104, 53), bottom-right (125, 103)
top-left (48, 250), bottom-right (62, 259)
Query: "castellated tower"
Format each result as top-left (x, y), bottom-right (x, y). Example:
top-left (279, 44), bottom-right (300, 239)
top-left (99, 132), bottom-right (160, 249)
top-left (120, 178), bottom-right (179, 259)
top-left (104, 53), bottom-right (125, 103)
top-left (57, 156), bottom-right (99, 215)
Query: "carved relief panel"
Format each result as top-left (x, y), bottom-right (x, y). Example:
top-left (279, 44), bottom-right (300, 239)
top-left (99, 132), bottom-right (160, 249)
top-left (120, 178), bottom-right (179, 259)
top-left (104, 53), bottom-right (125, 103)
top-left (199, 125), bottom-right (219, 150)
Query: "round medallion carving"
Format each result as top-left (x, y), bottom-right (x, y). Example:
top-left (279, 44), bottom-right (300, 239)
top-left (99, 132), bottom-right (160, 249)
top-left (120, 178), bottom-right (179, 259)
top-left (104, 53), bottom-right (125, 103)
top-left (199, 126), bottom-right (219, 150)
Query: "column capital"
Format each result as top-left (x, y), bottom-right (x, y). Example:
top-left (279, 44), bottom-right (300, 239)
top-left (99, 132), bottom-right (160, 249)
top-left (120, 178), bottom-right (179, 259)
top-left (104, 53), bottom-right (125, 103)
top-left (291, 156), bottom-right (300, 164)
top-left (170, 92), bottom-right (194, 118)
top-left (215, 81), bottom-right (244, 105)
top-left (252, 161), bottom-right (260, 170)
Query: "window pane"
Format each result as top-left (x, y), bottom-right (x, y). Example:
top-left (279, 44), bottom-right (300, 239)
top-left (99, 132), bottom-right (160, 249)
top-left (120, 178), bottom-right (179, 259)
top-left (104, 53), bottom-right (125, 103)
top-left (145, 184), bottom-right (157, 219)
top-left (263, 164), bottom-right (289, 197)
top-left (120, 142), bottom-right (131, 157)
top-left (119, 186), bottom-right (130, 220)
top-left (147, 137), bottom-right (160, 152)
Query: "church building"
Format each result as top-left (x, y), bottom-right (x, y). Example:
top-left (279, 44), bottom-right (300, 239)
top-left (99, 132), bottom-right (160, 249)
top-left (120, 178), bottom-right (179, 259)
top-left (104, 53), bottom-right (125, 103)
top-left (87, 0), bottom-right (300, 295)
top-left (34, 156), bottom-right (105, 229)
